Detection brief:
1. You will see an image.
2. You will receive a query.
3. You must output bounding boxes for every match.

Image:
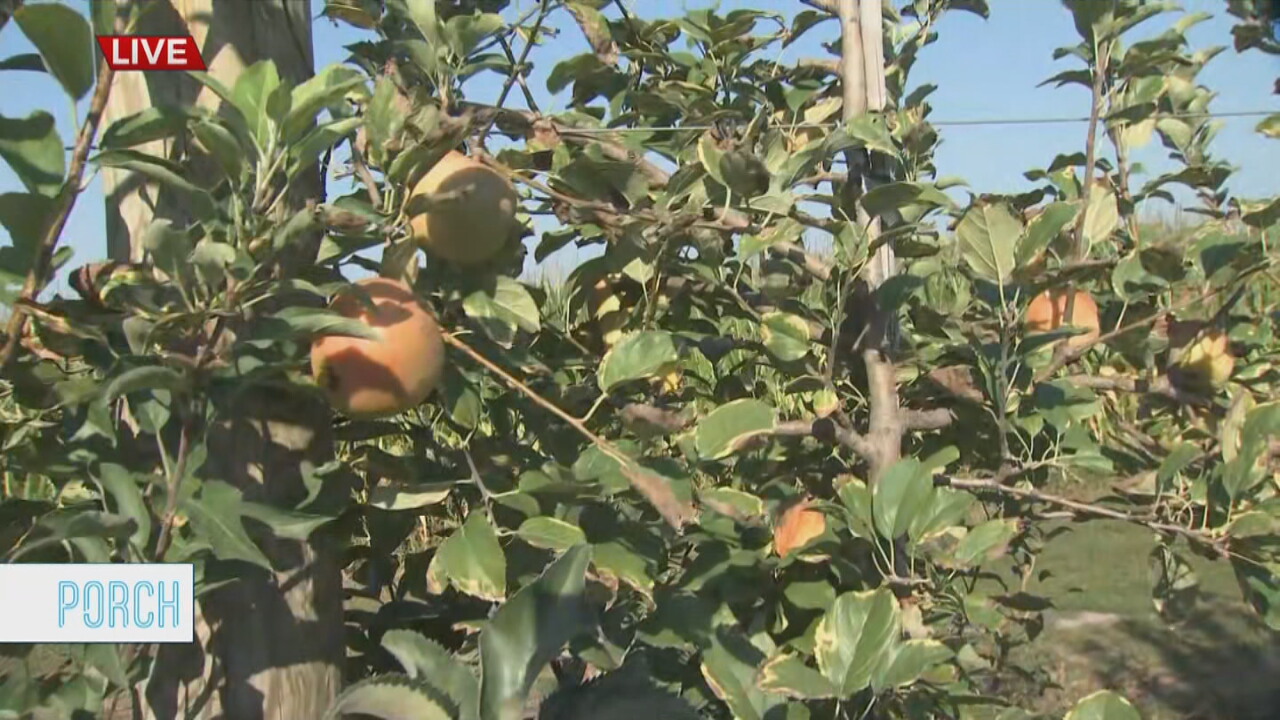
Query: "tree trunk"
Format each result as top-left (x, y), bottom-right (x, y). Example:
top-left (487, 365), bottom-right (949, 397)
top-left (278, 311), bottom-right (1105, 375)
top-left (98, 2), bottom-right (342, 718)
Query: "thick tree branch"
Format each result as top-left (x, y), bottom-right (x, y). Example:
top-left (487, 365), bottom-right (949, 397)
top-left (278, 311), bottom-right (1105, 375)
top-left (152, 418), bottom-right (193, 561)
top-left (902, 408), bottom-right (956, 431)
top-left (477, 0), bottom-right (550, 148)
top-left (774, 418), bottom-right (875, 458)
top-left (839, 0), bottom-right (900, 482)
top-left (0, 60), bottom-right (115, 371)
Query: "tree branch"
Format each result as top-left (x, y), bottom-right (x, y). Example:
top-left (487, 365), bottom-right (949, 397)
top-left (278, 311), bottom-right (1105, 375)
top-left (349, 144), bottom-right (382, 210)
top-left (477, 0), bottom-right (550, 148)
top-left (0, 59), bottom-right (115, 371)
top-left (1036, 272), bottom-right (1258, 381)
top-left (458, 100), bottom-right (839, 278)
top-left (1044, 260), bottom-right (1264, 379)
top-left (152, 417), bottom-right (193, 561)
top-left (774, 418), bottom-right (875, 459)
top-left (442, 331), bottom-right (696, 529)
top-left (941, 475), bottom-right (1228, 553)
top-left (1064, 373), bottom-right (1210, 407)
top-left (902, 408), bottom-right (956, 431)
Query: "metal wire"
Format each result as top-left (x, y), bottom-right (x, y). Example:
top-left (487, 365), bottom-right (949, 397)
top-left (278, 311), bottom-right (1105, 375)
top-left (542, 109), bottom-right (1276, 133)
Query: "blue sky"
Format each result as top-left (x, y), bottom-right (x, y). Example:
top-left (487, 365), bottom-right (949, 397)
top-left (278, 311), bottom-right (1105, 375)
top-left (0, 0), bottom-right (1276, 294)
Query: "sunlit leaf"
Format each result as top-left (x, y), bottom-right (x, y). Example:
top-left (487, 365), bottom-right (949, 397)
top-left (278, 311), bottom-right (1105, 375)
top-left (598, 331), bottom-right (679, 391)
top-left (956, 201), bottom-right (1020, 284)
top-left (814, 588), bottom-right (901, 697)
top-left (695, 399), bottom-right (777, 461)
top-left (428, 511), bottom-right (507, 601)
top-left (1064, 690), bottom-right (1142, 720)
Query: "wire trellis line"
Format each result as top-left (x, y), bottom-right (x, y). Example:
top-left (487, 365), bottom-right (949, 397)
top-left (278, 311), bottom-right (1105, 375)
top-left (534, 109), bottom-right (1276, 133)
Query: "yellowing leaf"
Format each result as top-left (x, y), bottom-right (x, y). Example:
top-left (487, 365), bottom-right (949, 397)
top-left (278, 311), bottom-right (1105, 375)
top-left (1082, 184), bottom-right (1120, 250)
top-left (774, 500), bottom-right (827, 557)
top-left (956, 202), bottom-right (1020, 283)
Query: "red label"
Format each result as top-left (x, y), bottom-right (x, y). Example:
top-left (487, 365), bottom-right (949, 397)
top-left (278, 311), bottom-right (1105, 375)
top-left (96, 36), bottom-right (208, 71)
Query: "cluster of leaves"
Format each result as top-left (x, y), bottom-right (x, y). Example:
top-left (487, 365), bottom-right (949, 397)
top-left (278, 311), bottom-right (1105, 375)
top-left (0, 1), bottom-right (1278, 719)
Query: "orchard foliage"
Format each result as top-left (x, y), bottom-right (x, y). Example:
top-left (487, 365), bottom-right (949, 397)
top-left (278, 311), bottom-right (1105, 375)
top-left (0, 0), bottom-right (1278, 719)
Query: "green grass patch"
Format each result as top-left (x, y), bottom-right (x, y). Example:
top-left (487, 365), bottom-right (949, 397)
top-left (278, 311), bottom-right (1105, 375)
top-left (993, 519), bottom-right (1280, 720)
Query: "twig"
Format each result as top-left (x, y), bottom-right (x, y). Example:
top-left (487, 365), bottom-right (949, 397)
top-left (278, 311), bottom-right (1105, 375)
top-left (1106, 124), bottom-right (1142, 247)
top-left (496, 35), bottom-right (540, 113)
top-left (0, 60), bottom-right (116, 371)
top-left (471, 1), bottom-right (544, 56)
top-left (1068, 48), bottom-right (1109, 263)
top-left (1060, 40), bottom-right (1109, 343)
top-left (456, 99), bottom-right (838, 276)
top-left (800, 0), bottom-right (838, 13)
top-left (941, 475), bottom-right (1227, 552)
top-left (152, 417), bottom-right (193, 561)
top-left (478, 152), bottom-right (758, 241)
top-left (441, 331), bottom-right (696, 529)
top-left (1064, 374), bottom-right (1209, 407)
top-left (477, 0), bottom-right (550, 148)
top-left (349, 144), bottom-right (382, 210)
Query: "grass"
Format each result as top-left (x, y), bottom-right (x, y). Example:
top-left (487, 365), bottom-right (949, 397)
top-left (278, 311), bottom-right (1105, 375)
top-left (990, 518), bottom-right (1280, 720)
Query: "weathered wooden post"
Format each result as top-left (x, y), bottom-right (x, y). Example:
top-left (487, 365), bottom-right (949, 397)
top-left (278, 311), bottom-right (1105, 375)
top-left (98, 2), bottom-right (343, 718)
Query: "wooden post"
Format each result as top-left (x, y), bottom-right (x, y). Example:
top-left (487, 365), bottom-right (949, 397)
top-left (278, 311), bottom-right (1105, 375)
top-left (140, 391), bottom-right (345, 720)
top-left (838, 0), bottom-right (901, 480)
top-left (100, 0), bottom-right (318, 260)
top-left (97, 3), bottom-right (343, 718)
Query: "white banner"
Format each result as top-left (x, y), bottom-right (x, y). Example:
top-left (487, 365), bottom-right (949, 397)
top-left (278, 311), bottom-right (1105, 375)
top-left (0, 564), bottom-right (195, 643)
